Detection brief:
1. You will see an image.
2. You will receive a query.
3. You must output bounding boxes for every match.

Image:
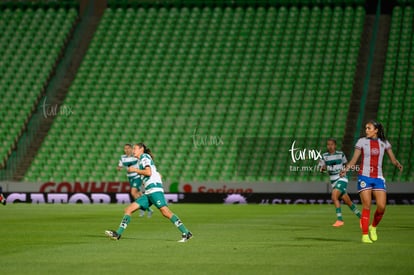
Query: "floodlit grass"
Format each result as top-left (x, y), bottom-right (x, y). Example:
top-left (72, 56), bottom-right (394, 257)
top-left (0, 203), bottom-right (413, 274)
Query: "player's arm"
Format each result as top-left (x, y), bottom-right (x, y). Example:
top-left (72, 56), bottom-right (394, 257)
top-left (340, 148), bottom-right (361, 177)
top-left (130, 188), bottom-right (142, 199)
top-left (386, 148), bottom-right (403, 171)
top-left (127, 166), bottom-right (152, 176)
top-left (318, 158), bottom-right (326, 172)
top-left (341, 152), bottom-right (348, 171)
top-left (117, 159), bottom-right (123, 171)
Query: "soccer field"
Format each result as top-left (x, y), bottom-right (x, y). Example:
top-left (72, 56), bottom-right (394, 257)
top-left (0, 203), bottom-right (413, 275)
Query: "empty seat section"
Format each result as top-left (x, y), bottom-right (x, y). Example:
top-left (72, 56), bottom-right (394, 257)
top-left (25, 4), bottom-right (364, 183)
top-left (377, 5), bottom-right (414, 182)
top-left (0, 7), bottom-right (77, 168)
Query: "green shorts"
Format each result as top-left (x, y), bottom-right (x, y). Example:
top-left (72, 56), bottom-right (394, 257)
top-left (332, 179), bottom-right (348, 196)
top-left (135, 192), bottom-right (168, 210)
top-left (129, 176), bottom-right (142, 190)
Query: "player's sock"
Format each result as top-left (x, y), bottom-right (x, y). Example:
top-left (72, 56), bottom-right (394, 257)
top-left (147, 207), bottom-right (154, 218)
top-left (349, 204), bottom-right (361, 218)
top-left (116, 215), bottom-right (131, 235)
top-left (335, 208), bottom-right (343, 221)
top-left (372, 209), bottom-right (384, 227)
top-left (170, 214), bottom-right (189, 234)
top-left (361, 208), bottom-right (370, 235)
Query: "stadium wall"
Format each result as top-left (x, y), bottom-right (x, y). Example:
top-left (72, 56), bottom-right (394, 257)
top-left (1, 181), bottom-right (413, 205)
top-left (2, 180), bottom-right (414, 194)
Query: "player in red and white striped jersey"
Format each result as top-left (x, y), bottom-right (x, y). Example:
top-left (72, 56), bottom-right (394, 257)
top-left (341, 120), bottom-right (403, 244)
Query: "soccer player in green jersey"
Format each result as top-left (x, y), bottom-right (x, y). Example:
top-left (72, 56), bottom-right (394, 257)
top-left (319, 138), bottom-right (361, 227)
top-left (117, 143), bottom-right (153, 217)
top-left (106, 143), bottom-right (192, 242)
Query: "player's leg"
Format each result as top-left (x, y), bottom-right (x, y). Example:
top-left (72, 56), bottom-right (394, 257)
top-left (146, 203), bottom-right (154, 218)
top-left (130, 178), bottom-right (146, 217)
top-left (150, 192), bottom-right (192, 241)
top-left (369, 189), bottom-right (386, 241)
top-left (336, 180), bottom-right (361, 218)
top-left (342, 193), bottom-right (361, 218)
top-left (117, 202), bottom-right (141, 234)
top-left (357, 176), bottom-right (373, 243)
top-left (331, 188), bottom-right (344, 227)
top-left (105, 196), bottom-right (148, 240)
top-left (159, 205), bottom-right (193, 242)
top-left (130, 187), bottom-right (145, 217)
top-left (372, 190), bottom-right (386, 226)
top-left (359, 189), bottom-right (373, 243)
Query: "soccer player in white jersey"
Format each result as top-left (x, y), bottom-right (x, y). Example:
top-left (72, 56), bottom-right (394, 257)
top-left (117, 144), bottom-right (153, 217)
top-left (341, 121), bottom-right (403, 243)
top-left (106, 143), bottom-right (192, 242)
top-left (319, 138), bottom-right (361, 227)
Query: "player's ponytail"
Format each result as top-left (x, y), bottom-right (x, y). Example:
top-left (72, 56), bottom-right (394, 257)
top-left (136, 142), bottom-right (154, 160)
top-left (369, 120), bottom-right (387, 141)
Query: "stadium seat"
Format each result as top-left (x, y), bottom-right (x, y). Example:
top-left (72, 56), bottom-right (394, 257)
top-left (377, 5), bottom-right (414, 182)
top-left (25, 4), bottom-right (364, 183)
top-left (0, 6), bottom-right (77, 168)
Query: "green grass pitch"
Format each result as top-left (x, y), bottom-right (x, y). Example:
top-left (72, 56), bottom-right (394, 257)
top-left (0, 203), bottom-right (413, 275)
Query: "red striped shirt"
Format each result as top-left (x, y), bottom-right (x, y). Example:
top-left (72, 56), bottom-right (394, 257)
top-left (355, 138), bottom-right (391, 179)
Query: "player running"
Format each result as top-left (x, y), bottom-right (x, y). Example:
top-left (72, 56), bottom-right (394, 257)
top-left (319, 138), bottom-right (361, 227)
top-left (106, 143), bottom-right (192, 242)
top-left (118, 143), bottom-right (153, 217)
top-left (340, 120), bottom-right (403, 243)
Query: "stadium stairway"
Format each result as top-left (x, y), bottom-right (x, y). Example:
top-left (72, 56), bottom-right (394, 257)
top-left (11, 2), bottom-right (105, 180)
top-left (359, 14), bottom-right (391, 132)
top-left (342, 13), bottom-right (374, 157)
top-left (342, 4), bottom-right (391, 157)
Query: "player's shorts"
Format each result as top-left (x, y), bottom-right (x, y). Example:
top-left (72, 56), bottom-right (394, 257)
top-left (332, 179), bottom-right (348, 196)
top-left (129, 176), bottom-right (142, 189)
top-left (135, 191), bottom-right (168, 210)
top-left (357, 175), bottom-right (386, 192)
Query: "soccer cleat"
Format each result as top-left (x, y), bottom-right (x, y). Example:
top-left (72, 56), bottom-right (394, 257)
top-left (105, 230), bottom-right (121, 240)
top-left (369, 225), bottom-right (377, 241)
top-left (178, 232), bottom-right (193, 243)
top-left (362, 234), bottom-right (373, 244)
top-left (139, 210), bottom-right (145, 217)
top-left (147, 209), bottom-right (153, 218)
top-left (332, 220), bottom-right (344, 227)
top-left (0, 194), bottom-right (6, 205)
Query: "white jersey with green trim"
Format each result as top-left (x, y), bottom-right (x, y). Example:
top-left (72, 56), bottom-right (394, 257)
top-left (138, 153), bottom-right (163, 194)
top-left (318, 151), bottom-right (348, 184)
top-left (118, 154), bottom-right (139, 179)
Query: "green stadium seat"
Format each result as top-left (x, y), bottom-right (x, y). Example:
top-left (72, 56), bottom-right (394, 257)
top-left (0, 6), bottom-right (77, 168)
top-left (377, 5), bottom-right (414, 182)
top-left (24, 4), bottom-right (365, 183)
